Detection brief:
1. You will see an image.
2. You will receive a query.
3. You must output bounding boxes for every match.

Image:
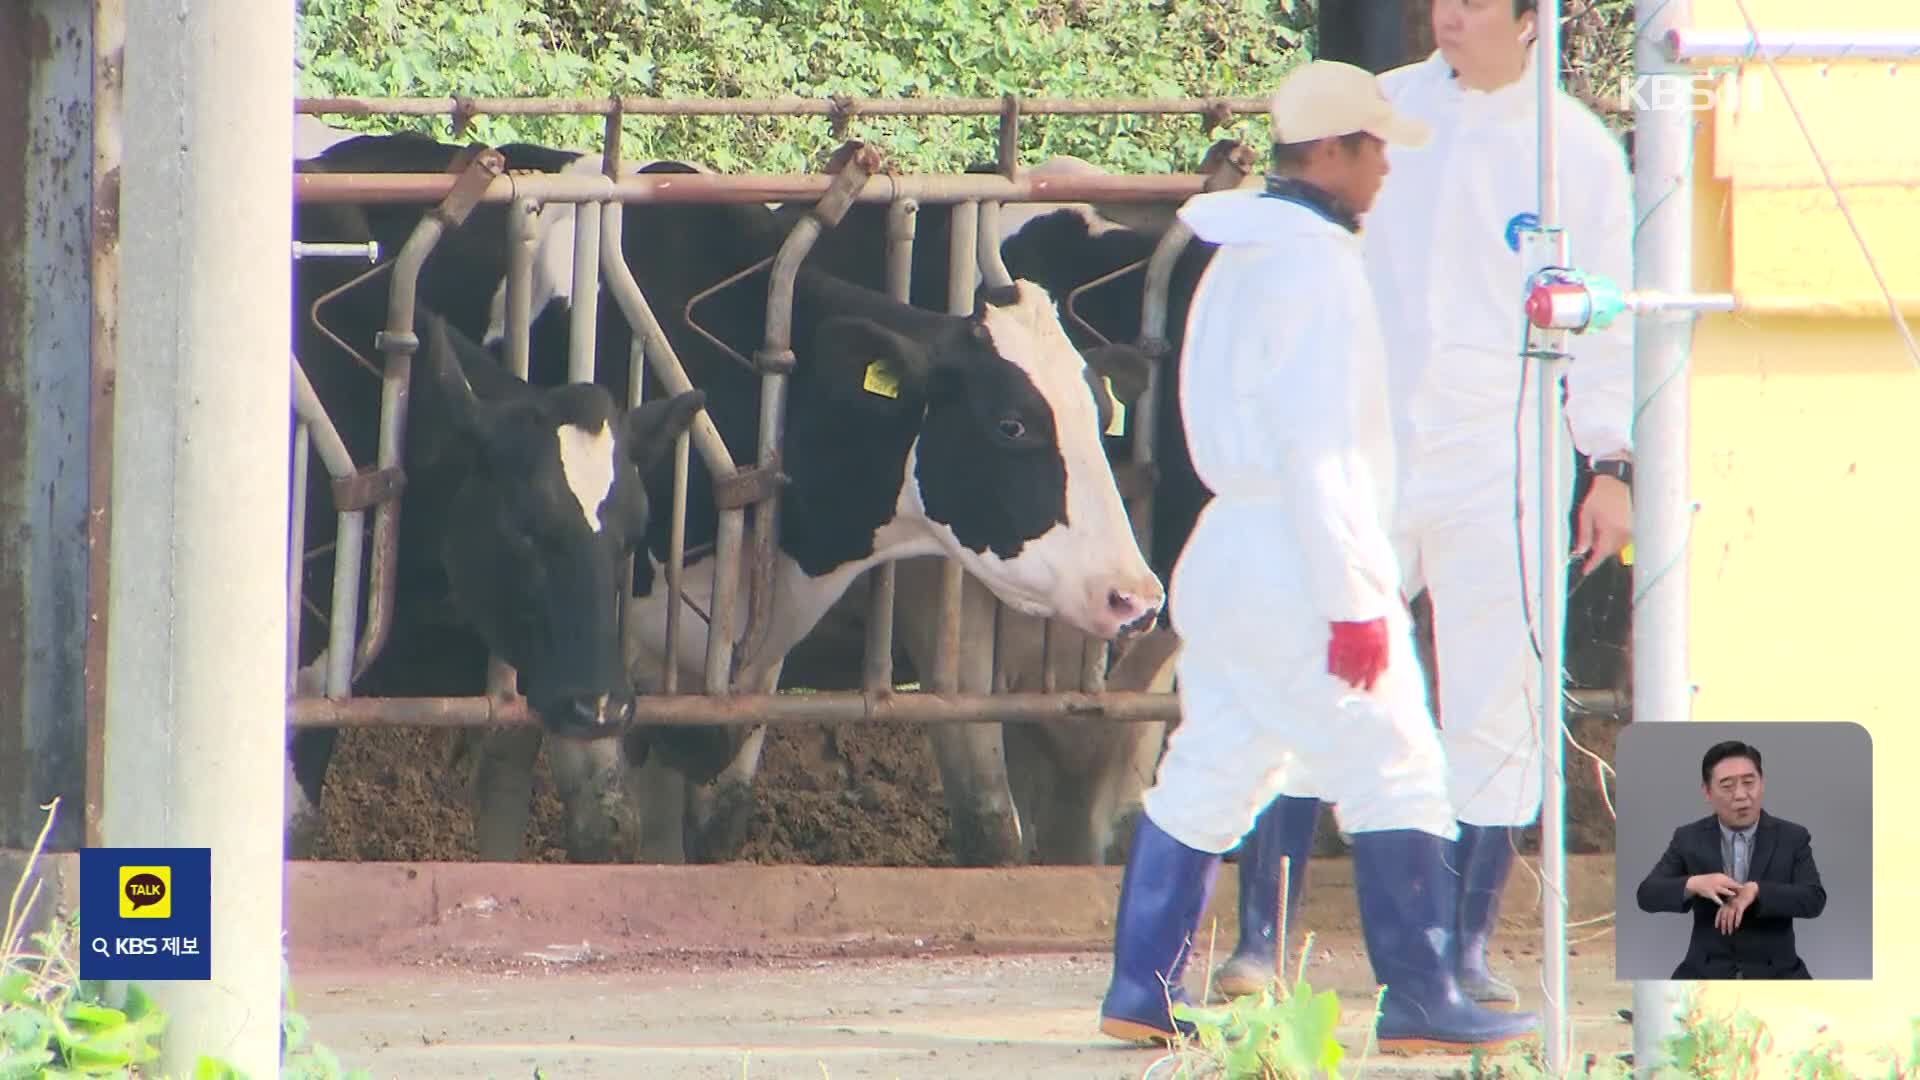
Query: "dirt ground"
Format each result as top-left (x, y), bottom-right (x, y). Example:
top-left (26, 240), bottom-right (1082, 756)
top-left (310, 710), bottom-right (1625, 865)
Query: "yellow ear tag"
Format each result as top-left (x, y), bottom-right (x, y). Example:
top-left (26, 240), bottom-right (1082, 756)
top-left (1620, 542), bottom-right (1634, 566)
top-left (863, 359), bottom-right (900, 399)
top-left (1101, 375), bottom-right (1127, 436)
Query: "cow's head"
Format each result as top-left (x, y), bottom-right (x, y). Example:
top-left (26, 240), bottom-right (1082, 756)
top-left (417, 314), bottom-right (706, 736)
top-left (817, 280), bottom-right (1164, 640)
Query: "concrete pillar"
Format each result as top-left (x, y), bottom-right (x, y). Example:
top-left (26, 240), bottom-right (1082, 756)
top-left (100, 0), bottom-right (292, 1075)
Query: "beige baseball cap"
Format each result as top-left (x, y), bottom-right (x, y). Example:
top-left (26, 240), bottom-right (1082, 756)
top-left (1269, 60), bottom-right (1432, 148)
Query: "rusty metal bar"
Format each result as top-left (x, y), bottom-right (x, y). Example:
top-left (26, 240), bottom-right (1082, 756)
top-left (349, 200), bottom-right (461, 684)
top-left (295, 94), bottom-right (1270, 119)
top-left (595, 204), bottom-right (744, 696)
top-left (862, 196), bottom-right (919, 694)
top-left (295, 172), bottom-right (1216, 207)
top-left (288, 683), bottom-right (1621, 729)
top-left (931, 202), bottom-right (980, 698)
top-left (289, 689), bottom-right (1188, 728)
top-left (84, 0), bottom-right (127, 848)
top-left (995, 94), bottom-right (1020, 178)
top-left (738, 144), bottom-right (880, 684)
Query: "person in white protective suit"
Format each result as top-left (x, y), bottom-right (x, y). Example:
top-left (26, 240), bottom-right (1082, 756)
top-left (1097, 60), bottom-right (1539, 1054)
top-left (1215, 0), bottom-right (1638, 1012)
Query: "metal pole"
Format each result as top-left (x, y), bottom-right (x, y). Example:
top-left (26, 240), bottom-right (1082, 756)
top-left (1665, 27), bottom-right (1920, 62)
top-left (100, 0), bottom-right (290, 1072)
top-left (1530, 0), bottom-right (1572, 1069)
top-left (1633, 0), bottom-right (1699, 1069)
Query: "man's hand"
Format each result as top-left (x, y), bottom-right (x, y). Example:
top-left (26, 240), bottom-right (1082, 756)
top-left (1328, 618), bottom-right (1389, 692)
top-left (1574, 473), bottom-right (1633, 575)
top-left (1684, 873), bottom-right (1741, 906)
top-left (1715, 882), bottom-right (1760, 934)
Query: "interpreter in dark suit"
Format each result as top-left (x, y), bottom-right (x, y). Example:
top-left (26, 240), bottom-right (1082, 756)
top-left (1634, 740), bottom-right (1828, 979)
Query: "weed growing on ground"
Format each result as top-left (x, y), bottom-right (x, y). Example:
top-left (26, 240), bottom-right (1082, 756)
top-left (1, 799), bottom-right (368, 1079)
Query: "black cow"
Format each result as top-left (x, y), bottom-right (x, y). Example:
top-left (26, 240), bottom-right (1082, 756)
top-left (288, 142), bottom-right (705, 857)
top-left (288, 132), bottom-right (1166, 863)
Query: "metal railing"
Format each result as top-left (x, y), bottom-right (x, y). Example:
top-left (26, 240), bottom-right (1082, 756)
top-left (284, 96), bottom-right (1634, 741)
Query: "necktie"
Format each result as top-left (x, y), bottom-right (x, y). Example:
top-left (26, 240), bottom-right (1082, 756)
top-left (1731, 832), bottom-right (1748, 883)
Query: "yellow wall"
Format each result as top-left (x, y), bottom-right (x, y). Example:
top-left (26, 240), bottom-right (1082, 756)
top-left (1679, 0), bottom-right (1918, 1069)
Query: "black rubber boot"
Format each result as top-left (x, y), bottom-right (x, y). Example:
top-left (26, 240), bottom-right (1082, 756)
top-left (1098, 812), bottom-right (1223, 1044)
top-left (1455, 822), bottom-right (1523, 1006)
top-left (1213, 794), bottom-right (1322, 997)
top-left (1351, 828), bottom-right (1541, 1054)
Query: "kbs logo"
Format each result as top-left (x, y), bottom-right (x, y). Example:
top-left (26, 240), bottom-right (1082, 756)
top-left (1618, 74), bottom-right (1757, 114)
top-left (118, 865), bottom-right (172, 919)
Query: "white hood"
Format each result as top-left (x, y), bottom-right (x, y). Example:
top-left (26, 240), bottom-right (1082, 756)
top-left (1177, 186), bottom-right (1348, 250)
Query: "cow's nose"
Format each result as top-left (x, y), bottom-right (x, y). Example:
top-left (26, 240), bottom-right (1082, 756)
top-left (1107, 588), bottom-right (1159, 634)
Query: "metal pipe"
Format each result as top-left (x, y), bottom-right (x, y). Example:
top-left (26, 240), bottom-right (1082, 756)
top-left (1531, 0), bottom-right (1572, 1069)
top-left (295, 172), bottom-right (1218, 208)
top-left (568, 199), bottom-right (603, 384)
top-left (290, 358), bottom-right (356, 480)
top-left (1666, 27), bottom-right (1920, 62)
top-left (297, 94), bottom-right (1274, 119)
top-left (976, 199), bottom-right (1014, 289)
top-left (292, 240), bottom-right (380, 262)
top-left (597, 199), bottom-right (737, 478)
top-left (864, 198), bottom-right (919, 694)
top-left (326, 510), bottom-right (364, 698)
top-left (933, 202), bottom-right (981, 697)
top-left (289, 689), bottom-right (1188, 728)
top-left (284, 680), bottom-right (1616, 728)
top-left (593, 195), bottom-right (745, 693)
top-left (505, 197), bottom-right (539, 379)
top-left (351, 209), bottom-right (452, 683)
top-left (1633, 0), bottom-right (1700, 1069)
top-left (288, 425), bottom-right (310, 697)
top-left (1623, 290), bottom-right (1738, 314)
top-left (739, 146), bottom-right (880, 682)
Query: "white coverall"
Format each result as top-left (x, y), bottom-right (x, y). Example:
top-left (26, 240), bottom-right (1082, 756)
top-left (1362, 51), bottom-right (1637, 828)
top-left (1140, 185), bottom-right (1457, 855)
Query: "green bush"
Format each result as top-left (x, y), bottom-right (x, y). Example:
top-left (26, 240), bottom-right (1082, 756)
top-left (294, 0), bottom-right (1317, 172)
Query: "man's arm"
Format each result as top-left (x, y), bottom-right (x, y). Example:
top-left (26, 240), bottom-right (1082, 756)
top-left (1749, 827), bottom-right (1828, 920)
top-left (1636, 827), bottom-right (1697, 914)
top-left (1562, 120), bottom-right (1636, 464)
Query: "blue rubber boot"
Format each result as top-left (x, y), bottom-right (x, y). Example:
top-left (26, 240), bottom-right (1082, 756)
top-left (1098, 812), bottom-right (1223, 1045)
top-left (1455, 823), bottom-right (1523, 1007)
top-left (1213, 795), bottom-right (1322, 998)
top-left (1351, 828), bottom-right (1541, 1054)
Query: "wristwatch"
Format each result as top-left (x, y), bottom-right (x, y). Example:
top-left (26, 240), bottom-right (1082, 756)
top-left (1591, 458), bottom-right (1633, 487)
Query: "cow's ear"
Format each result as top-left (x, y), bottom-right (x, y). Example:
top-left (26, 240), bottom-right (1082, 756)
top-left (420, 312), bottom-right (490, 442)
top-left (622, 388), bottom-right (707, 474)
top-left (813, 316), bottom-right (931, 406)
top-left (1081, 342), bottom-right (1152, 407)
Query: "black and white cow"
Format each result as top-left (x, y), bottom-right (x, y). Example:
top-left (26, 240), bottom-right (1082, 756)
top-left (288, 131), bottom-right (1166, 862)
top-left (287, 145), bottom-right (706, 858)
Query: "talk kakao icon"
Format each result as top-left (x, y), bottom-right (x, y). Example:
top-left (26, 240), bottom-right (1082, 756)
top-left (119, 865), bottom-right (171, 919)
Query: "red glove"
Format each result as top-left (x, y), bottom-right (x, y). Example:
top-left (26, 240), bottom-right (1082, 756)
top-left (1328, 618), bottom-right (1389, 692)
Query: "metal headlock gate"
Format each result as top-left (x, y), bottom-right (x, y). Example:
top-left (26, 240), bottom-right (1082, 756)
top-left (283, 91), bottom-right (1631, 736)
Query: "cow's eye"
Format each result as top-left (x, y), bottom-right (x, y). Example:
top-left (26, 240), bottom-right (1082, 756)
top-left (997, 418), bottom-right (1026, 441)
